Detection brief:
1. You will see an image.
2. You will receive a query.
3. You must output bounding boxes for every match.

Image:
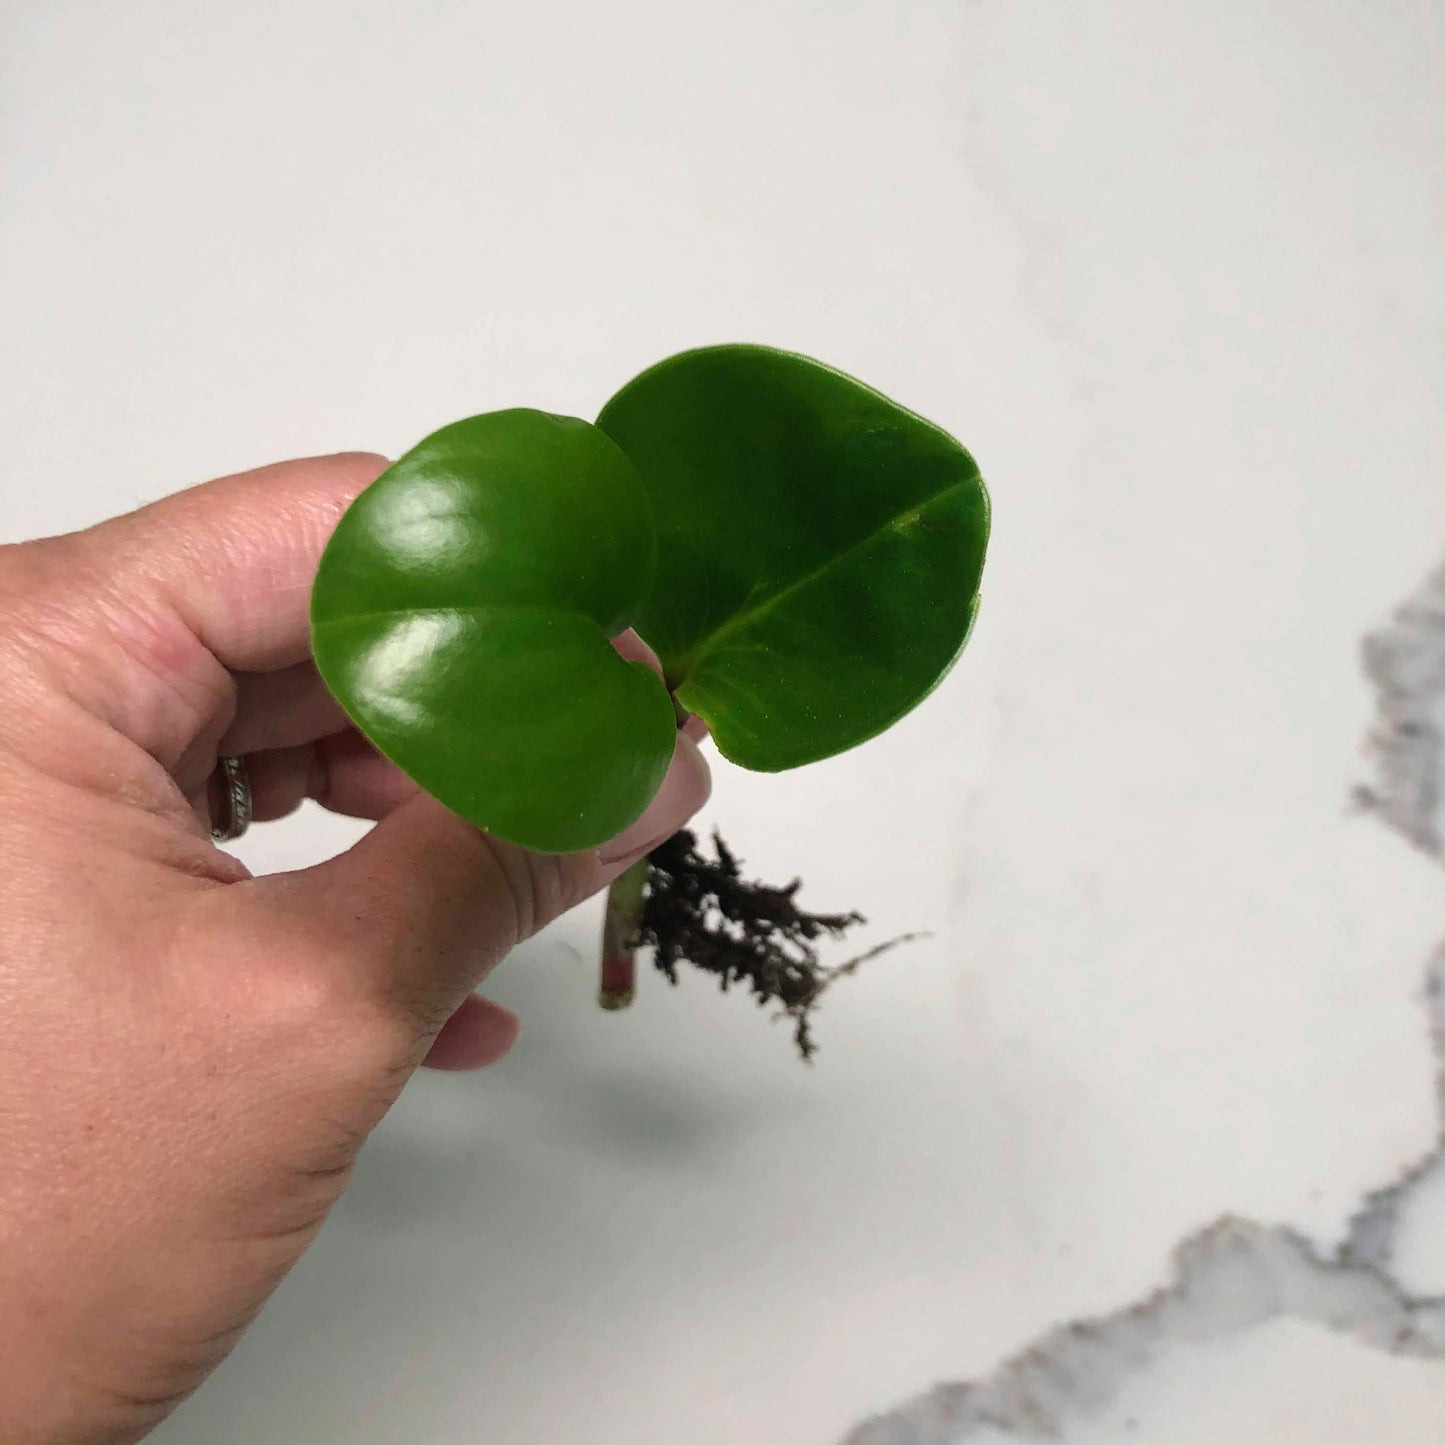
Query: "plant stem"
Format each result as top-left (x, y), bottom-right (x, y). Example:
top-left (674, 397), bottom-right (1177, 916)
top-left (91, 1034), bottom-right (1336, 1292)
top-left (599, 854), bottom-right (649, 1010)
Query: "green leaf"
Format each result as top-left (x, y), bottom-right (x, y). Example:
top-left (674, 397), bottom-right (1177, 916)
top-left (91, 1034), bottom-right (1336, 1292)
top-left (596, 344), bottom-right (989, 771)
top-left (310, 349), bottom-right (988, 852)
top-left (310, 409), bottom-right (677, 853)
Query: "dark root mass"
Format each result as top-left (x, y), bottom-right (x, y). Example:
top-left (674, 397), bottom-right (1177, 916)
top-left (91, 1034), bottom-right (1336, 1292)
top-left (636, 828), bottom-right (913, 1060)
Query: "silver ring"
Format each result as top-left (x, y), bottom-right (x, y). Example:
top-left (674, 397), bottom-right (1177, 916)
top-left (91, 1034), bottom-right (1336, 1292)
top-left (210, 755), bottom-right (253, 843)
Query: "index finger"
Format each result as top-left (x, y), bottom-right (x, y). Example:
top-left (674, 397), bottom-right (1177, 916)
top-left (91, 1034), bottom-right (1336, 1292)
top-left (95, 451), bottom-right (390, 674)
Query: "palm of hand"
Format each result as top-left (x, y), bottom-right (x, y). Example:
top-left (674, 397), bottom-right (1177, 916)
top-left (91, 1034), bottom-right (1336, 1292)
top-left (0, 452), bottom-right (707, 1442)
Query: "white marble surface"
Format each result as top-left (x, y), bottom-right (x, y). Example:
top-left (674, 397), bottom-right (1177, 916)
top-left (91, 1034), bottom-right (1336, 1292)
top-left (3, 2), bottom-right (1444, 1440)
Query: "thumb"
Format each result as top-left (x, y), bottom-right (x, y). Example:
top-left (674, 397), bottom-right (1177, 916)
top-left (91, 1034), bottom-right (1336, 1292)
top-left (282, 731), bottom-right (710, 1035)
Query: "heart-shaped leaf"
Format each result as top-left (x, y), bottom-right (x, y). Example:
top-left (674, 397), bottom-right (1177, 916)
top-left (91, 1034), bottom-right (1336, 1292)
top-left (310, 409), bottom-right (676, 853)
top-left (597, 345), bottom-right (989, 771)
top-left (310, 348), bottom-right (989, 853)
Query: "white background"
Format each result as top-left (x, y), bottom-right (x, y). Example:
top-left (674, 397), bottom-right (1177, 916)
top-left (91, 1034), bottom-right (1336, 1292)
top-left (3, 2), bottom-right (1445, 1441)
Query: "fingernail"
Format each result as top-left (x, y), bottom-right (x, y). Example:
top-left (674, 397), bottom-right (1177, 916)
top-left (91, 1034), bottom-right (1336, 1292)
top-left (598, 734), bottom-right (711, 865)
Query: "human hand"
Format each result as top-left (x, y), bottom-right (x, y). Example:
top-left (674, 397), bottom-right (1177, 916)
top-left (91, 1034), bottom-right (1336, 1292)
top-left (0, 452), bottom-right (710, 1443)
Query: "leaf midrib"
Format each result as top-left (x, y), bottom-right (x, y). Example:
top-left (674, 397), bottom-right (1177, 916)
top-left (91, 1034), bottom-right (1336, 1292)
top-left (673, 477), bottom-right (973, 678)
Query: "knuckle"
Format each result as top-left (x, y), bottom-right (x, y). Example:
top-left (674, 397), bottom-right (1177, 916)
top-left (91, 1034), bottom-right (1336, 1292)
top-left (526, 850), bottom-right (591, 936)
top-left (474, 833), bottom-right (599, 944)
top-left (472, 831), bottom-right (532, 945)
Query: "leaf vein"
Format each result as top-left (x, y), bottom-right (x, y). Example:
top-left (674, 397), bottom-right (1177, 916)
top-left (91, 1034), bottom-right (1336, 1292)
top-left (678, 477), bottom-right (974, 674)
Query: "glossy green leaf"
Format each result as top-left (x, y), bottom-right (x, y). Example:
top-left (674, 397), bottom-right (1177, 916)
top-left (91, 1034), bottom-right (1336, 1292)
top-left (310, 409), bottom-right (676, 853)
top-left (597, 345), bottom-right (989, 771)
top-left (310, 348), bottom-right (989, 853)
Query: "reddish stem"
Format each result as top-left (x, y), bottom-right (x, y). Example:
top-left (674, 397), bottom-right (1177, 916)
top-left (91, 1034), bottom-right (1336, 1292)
top-left (599, 855), bottom-right (648, 1010)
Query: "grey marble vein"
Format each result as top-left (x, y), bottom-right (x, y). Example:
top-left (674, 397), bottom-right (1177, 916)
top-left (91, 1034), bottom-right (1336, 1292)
top-left (841, 554), bottom-right (1445, 1444)
top-left (1357, 559), bottom-right (1445, 860)
top-left (842, 1222), bottom-right (1445, 1444)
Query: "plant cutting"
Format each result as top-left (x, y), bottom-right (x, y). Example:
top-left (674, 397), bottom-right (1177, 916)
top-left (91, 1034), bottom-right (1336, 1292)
top-left (310, 344), bottom-right (989, 1056)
